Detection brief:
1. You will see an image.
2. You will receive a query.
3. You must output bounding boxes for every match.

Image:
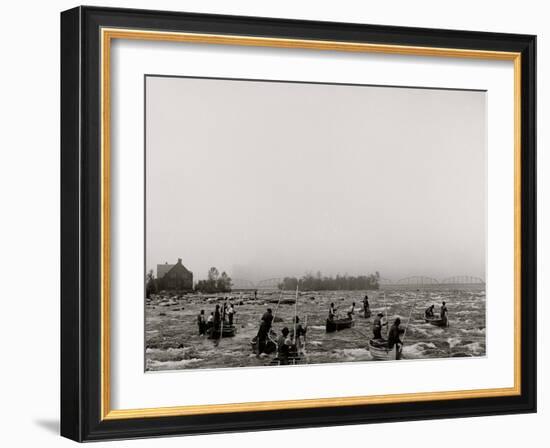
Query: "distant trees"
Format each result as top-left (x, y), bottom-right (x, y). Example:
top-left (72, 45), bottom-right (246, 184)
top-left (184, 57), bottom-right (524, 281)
top-left (145, 270), bottom-right (157, 298)
top-left (278, 271), bottom-right (380, 291)
top-left (195, 267), bottom-right (233, 293)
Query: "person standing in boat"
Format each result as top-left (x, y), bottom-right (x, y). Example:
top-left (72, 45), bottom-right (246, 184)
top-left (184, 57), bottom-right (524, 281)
top-left (425, 304), bottom-right (435, 319)
top-left (197, 310), bottom-right (207, 336)
top-left (347, 302), bottom-right (356, 319)
top-left (373, 312), bottom-right (387, 339)
top-left (388, 317), bottom-right (405, 359)
top-left (257, 308), bottom-right (274, 354)
top-left (440, 301), bottom-right (448, 325)
top-left (328, 302), bottom-right (337, 321)
top-left (292, 316), bottom-right (308, 355)
top-left (363, 295), bottom-right (370, 318)
top-left (213, 304), bottom-right (221, 330)
top-left (227, 303), bottom-right (236, 326)
top-left (206, 312), bottom-right (214, 330)
top-left (277, 327), bottom-right (292, 365)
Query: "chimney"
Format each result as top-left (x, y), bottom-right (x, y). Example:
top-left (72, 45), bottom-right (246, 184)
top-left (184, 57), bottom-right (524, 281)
top-left (177, 258), bottom-right (182, 264)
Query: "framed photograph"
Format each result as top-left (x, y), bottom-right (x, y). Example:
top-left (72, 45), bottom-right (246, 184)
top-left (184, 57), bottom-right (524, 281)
top-left (61, 6), bottom-right (536, 441)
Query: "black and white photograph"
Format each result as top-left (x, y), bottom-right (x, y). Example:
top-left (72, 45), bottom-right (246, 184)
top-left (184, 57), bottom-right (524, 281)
top-left (144, 75), bottom-right (487, 371)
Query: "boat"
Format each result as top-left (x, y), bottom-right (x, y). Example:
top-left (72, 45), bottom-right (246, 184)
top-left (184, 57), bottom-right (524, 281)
top-left (269, 346), bottom-right (304, 366)
top-left (360, 307), bottom-right (372, 318)
top-left (368, 339), bottom-right (401, 361)
top-left (326, 317), bottom-right (354, 333)
top-left (425, 315), bottom-right (449, 327)
top-left (207, 324), bottom-right (236, 339)
top-left (267, 298), bottom-right (295, 305)
top-left (250, 332), bottom-right (277, 354)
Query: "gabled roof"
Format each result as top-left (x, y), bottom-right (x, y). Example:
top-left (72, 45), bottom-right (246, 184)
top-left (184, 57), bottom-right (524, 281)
top-left (157, 263), bottom-right (174, 279)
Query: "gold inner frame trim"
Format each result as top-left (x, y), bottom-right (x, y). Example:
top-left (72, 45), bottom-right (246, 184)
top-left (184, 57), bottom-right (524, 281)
top-left (100, 27), bottom-right (522, 420)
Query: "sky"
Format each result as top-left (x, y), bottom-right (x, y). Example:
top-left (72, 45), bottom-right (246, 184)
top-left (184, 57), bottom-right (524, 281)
top-left (145, 76), bottom-right (486, 283)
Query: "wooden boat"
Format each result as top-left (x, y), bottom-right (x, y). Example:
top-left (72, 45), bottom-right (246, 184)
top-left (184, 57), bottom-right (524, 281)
top-left (368, 339), bottom-right (401, 361)
top-left (360, 307), bottom-right (372, 318)
top-left (269, 346), bottom-right (304, 366)
top-left (268, 298), bottom-right (295, 305)
top-left (250, 333), bottom-right (277, 354)
top-left (207, 324), bottom-right (236, 339)
top-left (425, 315), bottom-right (449, 327)
top-left (326, 317), bottom-right (354, 333)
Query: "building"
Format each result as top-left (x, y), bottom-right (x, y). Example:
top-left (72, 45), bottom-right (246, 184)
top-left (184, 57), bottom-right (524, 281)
top-left (156, 258), bottom-right (193, 291)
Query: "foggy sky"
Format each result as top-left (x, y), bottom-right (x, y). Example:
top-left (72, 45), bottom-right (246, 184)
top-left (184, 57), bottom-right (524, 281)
top-left (145, 76), bottom-right (486, 282)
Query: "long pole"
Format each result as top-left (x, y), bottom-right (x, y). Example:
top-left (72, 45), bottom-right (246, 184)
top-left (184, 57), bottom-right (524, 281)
top-left (293, 285), bottom-right (299, 344)
top-left (401, 291), bottom-right (417, 345)
top-left (272, 289), bottom-right (283, 323)
top-left (383, 291), bottom-right (389, 336)
top-left (218, 296), bottom-right (228, 344)
top-left (268, 290), bottom-right (284, 346)
top-left (303, 314), bottom-right (308, 359)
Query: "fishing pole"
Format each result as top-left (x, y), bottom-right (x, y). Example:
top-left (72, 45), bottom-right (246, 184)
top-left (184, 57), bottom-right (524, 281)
top-left (293, 285), bottom-right (299, 344)
top-left (267, 290), bottom-right (284, 347)
top-left (401, 291), bottom-right (418, 346)
top-left (383, 291), bottom-right (389, 336)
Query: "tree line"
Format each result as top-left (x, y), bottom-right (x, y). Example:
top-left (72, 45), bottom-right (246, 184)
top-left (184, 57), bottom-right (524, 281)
top-left (195, 267), bottom-right (233, 293)
top-left (278, 271), bottom-right (380, 291)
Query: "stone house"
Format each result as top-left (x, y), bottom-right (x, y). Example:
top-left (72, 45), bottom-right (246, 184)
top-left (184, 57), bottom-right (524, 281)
top-left (156, 258), bottom-right (193, 291)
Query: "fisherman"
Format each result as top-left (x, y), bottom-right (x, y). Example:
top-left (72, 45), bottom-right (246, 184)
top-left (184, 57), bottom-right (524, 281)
top-left (277, 327), bottom-right (292, 365)
top-left (213, 304), bottom-right (221, 330)
top-left (363, 295), bottom-right (370, 318)
top-left (347, 302), bottom-right (356, 319)
top-left (425, 304), bottom-right (435, 319)
top-left (440, 301), bottom-right (448, 326)
top-left (206, 312), bottom-right (214, 330)
top-left (387, 317), bottom-right (405, 359)
top-left (227, 303), bottom-right (236, 326)
top-left (328, 302), bottom-right (337, 321)
top-left (372, 312), bottom-right (387, 339)
top-left (292, 316), bottom-right (308, 355)
top-left (197, 310), bottom-right (207, 336)
top-left (257, 308), bottom-right (274, 354)
top-left (440, 301), bottom-right (448, 318)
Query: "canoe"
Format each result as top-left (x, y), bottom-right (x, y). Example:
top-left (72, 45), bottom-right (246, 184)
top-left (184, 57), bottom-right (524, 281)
top-left (360, 308), bottom-right (372, 318)
top-left (270, 355), bottom-right (304, 366)
top-left (326, 317), bottom-right (354, 333)
top-left (207, 324), bottom-right (236, 339)
top-left (368, 339), bottom-right (401, 361)
top-left (425, 315), bottom-right (449, 327)
top-left (269, 346), bottom-right (304, 365)
top-left (250, 334), bottom-right (277, 354)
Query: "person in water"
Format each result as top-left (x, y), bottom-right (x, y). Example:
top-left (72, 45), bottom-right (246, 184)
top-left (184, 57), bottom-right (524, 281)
top-left (363, 295), bottom-right (370, 317)
top-left (347, 302), bottom-right (356, 319)
top-left (257, 308), bottom-right (274, 354)
top-left (425, 304), bottom-right (435, 319)
top-left (373, 312), bottom-right (387, 339)
top-left (328, 302), bottom-right (337, 321)
top-left (277, 327), bottom-right (292, 365)
top-left (197, 309), bottom-right (206, 336)
top-left (388, 317), bottom-right (405, 359)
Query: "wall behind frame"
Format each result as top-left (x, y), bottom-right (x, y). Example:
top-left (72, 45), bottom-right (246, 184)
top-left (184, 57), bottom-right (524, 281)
top-left (0, 0), bottom-right (545, 447)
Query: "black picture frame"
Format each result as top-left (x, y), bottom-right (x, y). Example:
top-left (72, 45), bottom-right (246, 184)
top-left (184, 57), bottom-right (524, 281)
top-left (61, 5), bottom-right (536, 442)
